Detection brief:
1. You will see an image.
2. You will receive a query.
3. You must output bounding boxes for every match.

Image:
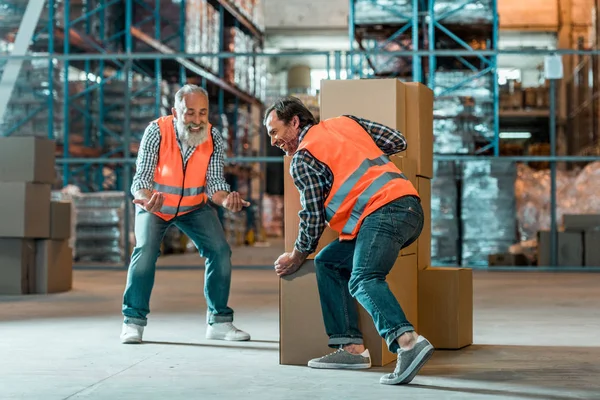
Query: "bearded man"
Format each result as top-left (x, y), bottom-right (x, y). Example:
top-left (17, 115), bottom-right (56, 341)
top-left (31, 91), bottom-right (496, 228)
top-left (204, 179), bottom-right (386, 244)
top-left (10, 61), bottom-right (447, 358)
top-left (120, 84), bottom-right (251, 344)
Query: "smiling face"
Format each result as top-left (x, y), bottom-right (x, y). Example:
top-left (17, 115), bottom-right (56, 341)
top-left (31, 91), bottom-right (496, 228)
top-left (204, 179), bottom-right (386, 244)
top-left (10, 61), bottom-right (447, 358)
top-left (172, 91), bottom-right (209, 147)
top-left (265, 110), bottom-right (301, 156)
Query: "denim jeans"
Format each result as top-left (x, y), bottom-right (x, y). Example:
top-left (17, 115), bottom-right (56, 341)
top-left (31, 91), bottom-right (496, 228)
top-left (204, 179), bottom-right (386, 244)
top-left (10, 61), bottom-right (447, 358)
top-left (122, 204), bottom-right (234, 326)
top-left (314, 195), bottom-right (424, 354)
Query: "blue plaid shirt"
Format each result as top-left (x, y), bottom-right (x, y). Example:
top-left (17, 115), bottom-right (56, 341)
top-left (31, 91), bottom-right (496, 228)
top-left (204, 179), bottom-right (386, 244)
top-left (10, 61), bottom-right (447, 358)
top-left (289, 115), bottom-right (408, 254)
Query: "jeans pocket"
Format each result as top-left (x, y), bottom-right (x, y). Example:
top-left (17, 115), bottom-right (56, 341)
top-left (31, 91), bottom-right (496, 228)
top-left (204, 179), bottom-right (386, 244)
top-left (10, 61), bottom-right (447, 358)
top-left (387, 197), bottom-right (423, 242)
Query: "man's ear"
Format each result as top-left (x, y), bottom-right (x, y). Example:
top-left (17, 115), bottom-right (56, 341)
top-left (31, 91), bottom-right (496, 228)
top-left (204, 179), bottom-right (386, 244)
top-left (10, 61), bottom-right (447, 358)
top-left (293, 115), bottom-right (300, 128)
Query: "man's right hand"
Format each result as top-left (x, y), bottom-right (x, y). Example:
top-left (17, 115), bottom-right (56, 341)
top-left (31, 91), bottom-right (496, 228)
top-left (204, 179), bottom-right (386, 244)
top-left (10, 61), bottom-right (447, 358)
top-left (132, 192), bottom-right (165, 213)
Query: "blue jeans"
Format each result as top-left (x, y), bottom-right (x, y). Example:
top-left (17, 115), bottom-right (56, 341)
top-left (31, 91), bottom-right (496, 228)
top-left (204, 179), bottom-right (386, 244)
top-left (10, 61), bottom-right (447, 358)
top-left (122, 204), bottom-right (234, 326)
top-left (314, 195), bottom-right (424, 354)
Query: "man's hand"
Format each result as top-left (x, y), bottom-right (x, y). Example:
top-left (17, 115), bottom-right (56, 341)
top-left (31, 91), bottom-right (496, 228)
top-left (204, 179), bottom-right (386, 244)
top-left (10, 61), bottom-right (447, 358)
top-left (222, 191), bottom-right (250, 213)
top-left (274, 250), bottom-right (308, 277)
top-left (133, 192), bottom-right (165, 213)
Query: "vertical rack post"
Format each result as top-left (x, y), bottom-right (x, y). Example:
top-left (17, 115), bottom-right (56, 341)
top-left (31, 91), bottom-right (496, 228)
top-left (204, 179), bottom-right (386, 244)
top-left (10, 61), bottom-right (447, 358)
top-left (63, 0), bottom-right (71, 187)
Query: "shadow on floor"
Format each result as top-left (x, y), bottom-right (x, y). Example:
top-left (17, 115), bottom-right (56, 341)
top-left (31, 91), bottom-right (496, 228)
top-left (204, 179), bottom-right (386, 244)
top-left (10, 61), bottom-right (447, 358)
top-left (143, 340), bottom-right (278, 352)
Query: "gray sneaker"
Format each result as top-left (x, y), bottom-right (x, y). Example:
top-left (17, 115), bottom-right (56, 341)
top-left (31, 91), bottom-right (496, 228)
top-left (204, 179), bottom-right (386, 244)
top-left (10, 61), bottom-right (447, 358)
top-left (308, 348), bottom-right (372, 370)
top-left (380, 336), bottom-right (434, 385)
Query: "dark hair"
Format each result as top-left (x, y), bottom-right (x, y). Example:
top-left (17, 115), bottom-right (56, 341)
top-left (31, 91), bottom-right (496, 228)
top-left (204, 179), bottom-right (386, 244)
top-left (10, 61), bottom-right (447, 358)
top-left (263, 96), bottom-right (317, 129)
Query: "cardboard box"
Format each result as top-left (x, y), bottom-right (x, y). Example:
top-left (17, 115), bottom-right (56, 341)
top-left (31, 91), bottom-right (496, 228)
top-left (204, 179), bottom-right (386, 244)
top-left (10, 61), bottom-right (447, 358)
top-left (358, 254), bottom-right (418, 366)
top-left (537, 231), bottom-right (583, 267)
top-left (418, 267), bottom-right (473, 349)
top-left (35, 239), bottom-right (73, 293)
top-left (0, 239), bottom-right (36, 295)
top-left (405, 82), bottom-right (434, 178)
top-left (283, 156), bottom-right (339, 259)
top-left (563, 214), bottom-right (600, 231)
top-left (50, 201), bottom-right (72, 240)
top-left (0, 182), bottom-right (51, 238)
top-left (320, 78), bottom-right (407, 138)
top-left (0, 136), bottom-right (56, 184)
top-left (320, 79), bottom-right (433, 179)
top-left (279, 260), bottom-right (331, 365)
top-left (584, 231), bottom-right (600, 267)
top-left (416, 177), bottom-right (431, 269)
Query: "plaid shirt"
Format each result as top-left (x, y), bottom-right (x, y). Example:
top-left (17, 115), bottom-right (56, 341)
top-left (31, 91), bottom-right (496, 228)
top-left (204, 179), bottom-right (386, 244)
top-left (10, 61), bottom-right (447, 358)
top-left (290, 115), bottom-right (408, 254)
top-left (131, 119), bottom-right (230, 198)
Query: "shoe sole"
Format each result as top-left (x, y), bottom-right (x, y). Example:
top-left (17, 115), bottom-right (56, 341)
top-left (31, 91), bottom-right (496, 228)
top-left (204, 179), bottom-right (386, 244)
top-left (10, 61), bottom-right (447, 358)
top-left (380, 344), bottom-right (435, 385)
top-left (121, 338), bottom-right (142, 344)
top-left (308, 361), bottom-right (372, 370)
top-left (205, 334), bottom-right (251, 342)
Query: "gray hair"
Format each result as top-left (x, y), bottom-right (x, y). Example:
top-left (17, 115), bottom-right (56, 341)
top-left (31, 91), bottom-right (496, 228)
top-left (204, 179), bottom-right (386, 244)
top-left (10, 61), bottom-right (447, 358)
top-left (174, 84), bottom-right (208, 112)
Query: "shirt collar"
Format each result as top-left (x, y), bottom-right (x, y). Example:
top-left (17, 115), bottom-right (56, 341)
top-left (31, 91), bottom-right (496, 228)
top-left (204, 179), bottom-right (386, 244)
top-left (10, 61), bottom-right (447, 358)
top-left (298, 124), bottom-right (313, 143)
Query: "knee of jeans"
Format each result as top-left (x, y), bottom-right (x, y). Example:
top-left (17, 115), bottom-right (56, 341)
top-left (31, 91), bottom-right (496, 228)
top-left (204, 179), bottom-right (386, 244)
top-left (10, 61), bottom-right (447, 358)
top-left (348, 271), bottom-right (383, 298)
top-left (208, 240), bottom-right (232, 258)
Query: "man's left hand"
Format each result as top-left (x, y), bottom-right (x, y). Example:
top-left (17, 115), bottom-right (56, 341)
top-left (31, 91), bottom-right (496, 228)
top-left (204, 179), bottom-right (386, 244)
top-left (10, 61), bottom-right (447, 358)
top-left (274, 251), bottom-right (308, 277)
top-left (222, 191), bottom-right (250, 212)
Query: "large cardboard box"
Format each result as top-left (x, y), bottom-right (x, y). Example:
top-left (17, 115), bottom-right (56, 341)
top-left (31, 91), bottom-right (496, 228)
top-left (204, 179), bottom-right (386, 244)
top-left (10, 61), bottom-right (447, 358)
top-left (358, 254), bottom-right (418, 366)
top-left (0, 137), bottom-right (56, 184)
top-left (35, 239), bottom-right (73, 293)
top-left (563, 214), bottom-right (600, 231)
top-left (417, 177), bottom-right (431, 269)
top-left (279, 260), bottom-right (331, 365)
top-left (320, 79), bottom-right (433, 178)
top-left (0, 182), bottom-right (51, 238)
top-left (418, 267), bottom-right (473, 349)
top-left (283, 156), bottom-right (338, 258)
top-left (584, 231), bottom-right (600, 267)
top-left (50, 201), bottom-right (72, 240)
top-left (405, 82), bottom-right (434, 178)
top-left (537, 231), bottom-right (583, 267)
top-left (320, 78), bottom-right (407, 137)
top-left (0, 239), bottom-right (36, 295)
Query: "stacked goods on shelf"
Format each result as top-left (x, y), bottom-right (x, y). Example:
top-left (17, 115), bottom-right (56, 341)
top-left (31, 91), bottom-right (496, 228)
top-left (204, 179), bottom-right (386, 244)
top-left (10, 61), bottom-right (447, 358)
top-left (433, 71), bottom-right (494, 154)
top-left (98, 78), bottom-right (159, 146)
top-left (261, 194), bottom-right (283, 237)
top-left (71, 192), bottom-right (125, 263)
top-left (224, 26), bottom-right (254, 95)
top-left (233, 0), bottom-right (265, 31)
top-left (0, 137), bottom-right (74, 295)
top-left (354, 0), bottom-right (412, 24)
top-left (500, 79), bottom-right (549, 110)
top-left (461, 160), bottom-right (517, 266)
top-left (431, 160), bottom-right (459, 264)
top-left (432, 0), bottom-right (493, 24)
top-left (186, 0), bottom-right (221, 74)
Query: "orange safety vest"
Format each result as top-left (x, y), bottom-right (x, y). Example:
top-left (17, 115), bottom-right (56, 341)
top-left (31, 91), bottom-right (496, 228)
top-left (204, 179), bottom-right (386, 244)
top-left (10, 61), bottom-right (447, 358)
top-left (152, 115), bottom-right (214, 221)
top-left (295, 116), bottom-right (419, 240)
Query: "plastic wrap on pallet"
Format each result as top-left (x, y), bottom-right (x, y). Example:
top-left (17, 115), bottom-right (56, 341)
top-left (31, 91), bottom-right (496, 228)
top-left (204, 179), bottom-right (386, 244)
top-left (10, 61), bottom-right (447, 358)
top-left (461, 160), bottom-right (517, 266)
top-left (71, 191), bottom-right (126, 263)
top-left (431, 160), bottom-right (459, 264)
top-left (514, 162), bottom-right (600, 242)
top-left (354, 0), bottom-right (412, 24)
top-left (433, 0), bottom-right (493, 24)
top-left (434, 71), bottom-right (493, 99)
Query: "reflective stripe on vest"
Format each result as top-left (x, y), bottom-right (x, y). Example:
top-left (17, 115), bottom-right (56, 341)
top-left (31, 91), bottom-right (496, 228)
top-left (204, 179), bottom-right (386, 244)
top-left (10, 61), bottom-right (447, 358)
top-left (154, 182), bottom-right (205, 197)
top-left (341, 171), bottom-right (406, 234)
top-left (159, 204), bottom-right (204, 215)
top-left (325, 155), bottom-right (408, 221)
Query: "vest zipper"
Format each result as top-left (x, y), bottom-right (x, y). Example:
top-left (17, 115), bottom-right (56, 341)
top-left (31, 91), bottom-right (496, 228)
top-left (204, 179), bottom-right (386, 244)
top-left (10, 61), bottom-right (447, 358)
top-left (174, 150), bottom-right (187, 217)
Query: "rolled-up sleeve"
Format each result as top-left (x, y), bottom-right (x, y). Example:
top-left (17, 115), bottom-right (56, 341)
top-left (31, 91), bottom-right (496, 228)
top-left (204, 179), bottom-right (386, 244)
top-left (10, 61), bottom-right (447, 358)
top-left (131, 122), bottom-right (160, 196)
top-left (206, 126), bottom-right (231, 199)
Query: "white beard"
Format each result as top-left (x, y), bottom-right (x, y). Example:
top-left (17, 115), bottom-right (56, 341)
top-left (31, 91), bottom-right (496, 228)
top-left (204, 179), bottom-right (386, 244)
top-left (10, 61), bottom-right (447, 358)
top-left (177, 119), bottom-right (209, 147)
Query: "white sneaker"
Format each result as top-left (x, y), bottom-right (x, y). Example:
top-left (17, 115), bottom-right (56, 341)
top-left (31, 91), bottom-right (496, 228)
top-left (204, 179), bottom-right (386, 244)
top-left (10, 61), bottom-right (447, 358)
top-left (120, 323), bottom-right (144, 344)
top-left (206, 322), bottom-right (250, 341)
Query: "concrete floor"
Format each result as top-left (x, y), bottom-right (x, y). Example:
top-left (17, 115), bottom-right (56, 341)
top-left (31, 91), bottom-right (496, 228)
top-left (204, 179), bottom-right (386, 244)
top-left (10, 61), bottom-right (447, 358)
top-left (2, 245), bottom-right (600, 399)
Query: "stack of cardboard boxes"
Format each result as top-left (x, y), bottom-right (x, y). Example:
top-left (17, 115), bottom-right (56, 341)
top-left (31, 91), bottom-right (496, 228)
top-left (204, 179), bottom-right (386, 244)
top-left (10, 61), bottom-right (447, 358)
top-left (0, 137), bottom-right (73, 295)
top-left (280, 79), bottom-right (473, 366)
